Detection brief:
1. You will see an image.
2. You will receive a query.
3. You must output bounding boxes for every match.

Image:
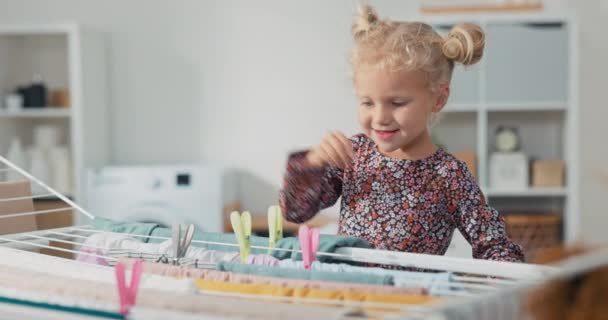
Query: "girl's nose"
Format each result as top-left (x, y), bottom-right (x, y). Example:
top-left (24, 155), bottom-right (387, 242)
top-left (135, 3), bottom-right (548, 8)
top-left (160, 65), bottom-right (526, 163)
top-left (373, 105), bottom-right (392, 126)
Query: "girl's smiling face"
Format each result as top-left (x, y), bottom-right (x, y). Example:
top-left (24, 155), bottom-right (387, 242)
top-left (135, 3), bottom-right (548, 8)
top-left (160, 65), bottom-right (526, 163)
top-left (355, 67), bottom-right (448, 159)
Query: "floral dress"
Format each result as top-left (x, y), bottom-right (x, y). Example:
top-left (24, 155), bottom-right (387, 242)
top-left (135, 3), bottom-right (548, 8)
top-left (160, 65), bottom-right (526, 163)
top-left (280, 134), bottom-right (524, 262)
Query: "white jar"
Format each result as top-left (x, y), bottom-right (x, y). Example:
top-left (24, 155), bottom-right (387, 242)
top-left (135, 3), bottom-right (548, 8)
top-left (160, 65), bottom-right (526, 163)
top-left (48, 146), bottom-right (73, 195)
top-left (28, 147), bottom-right (51, 195)
top-left (5, 94), bottom-right (23, 112)
top-left (33, 125), bottom-right (61, 150)
top-left (5, 137), bottom-right (27, 181)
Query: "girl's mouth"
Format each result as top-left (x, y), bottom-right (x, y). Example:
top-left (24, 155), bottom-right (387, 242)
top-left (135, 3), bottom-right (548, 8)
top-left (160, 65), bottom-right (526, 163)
top-left (374, 129), bottom-right (399, 141)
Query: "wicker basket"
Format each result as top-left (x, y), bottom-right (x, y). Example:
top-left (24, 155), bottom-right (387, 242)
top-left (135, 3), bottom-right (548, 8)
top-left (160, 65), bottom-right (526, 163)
top-left (504, 213), bottom-right (563, 262)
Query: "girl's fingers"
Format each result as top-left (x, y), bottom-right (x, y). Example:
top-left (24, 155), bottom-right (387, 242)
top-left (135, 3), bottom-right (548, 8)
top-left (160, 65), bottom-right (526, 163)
top-left (333, 132), bottom-right (355, 160)
top-left (328, 134), bottom-right (352, 167)
top-left (319, 142), bottom-right (344, 169)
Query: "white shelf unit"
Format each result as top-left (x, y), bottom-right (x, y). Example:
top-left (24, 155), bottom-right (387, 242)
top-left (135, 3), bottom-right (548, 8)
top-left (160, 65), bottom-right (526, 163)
top-left (0, 23), bottom-right (109, 205)
top-left (0, 109), bottom-right (71, 118)
top-left (422, 13), bottom-right (579, 243)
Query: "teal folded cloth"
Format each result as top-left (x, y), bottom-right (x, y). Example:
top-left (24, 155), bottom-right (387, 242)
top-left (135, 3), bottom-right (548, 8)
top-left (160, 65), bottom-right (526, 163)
top-left (92, 217), bottom-right (159, 239)
top-left (269, 235), bottom-right (372, 262)
top-left (216, 261), bottom-right (394, 285)
top-left (278, 260), bottom-right (457, 295)
top-left (92, 217), bottom-right (372, 263)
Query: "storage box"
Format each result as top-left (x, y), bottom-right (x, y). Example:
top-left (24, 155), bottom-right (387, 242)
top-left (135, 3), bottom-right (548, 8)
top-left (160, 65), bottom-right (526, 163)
top-left (35, 199), bottom-right (74, 259)
top-left (532, 160), bottom-right (565, 187)
top-left (504, 213), bottom-right (562, 262)
top-left (50, 88), bottom-right (70, 108)
top-left (490, 152), bottom-right (528, 190)
top-left (0, 180), bottom-right (38, 235)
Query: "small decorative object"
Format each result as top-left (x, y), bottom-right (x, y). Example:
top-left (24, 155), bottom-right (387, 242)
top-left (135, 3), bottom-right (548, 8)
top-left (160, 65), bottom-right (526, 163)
top-left (17, 74), bottom-right (48, 108)
top-left (490, 152), bottom-right (528, 190)
top-left (50, 88), bottom-right (70, 108)
top-left (4, 93), bottom-right (23, 112)
top-left (491, 125), bottom-right (528, 189)
top-left (454, 151), bottom-right (477, 178)
top-left (532, 160), bottom-right (565, 187)
top-left (495, 126), bottom-right (520, 152)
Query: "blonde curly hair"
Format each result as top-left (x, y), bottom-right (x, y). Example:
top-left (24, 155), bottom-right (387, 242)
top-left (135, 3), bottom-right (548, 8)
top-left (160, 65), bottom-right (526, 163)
top-left (351, 5), bottom-right (485, 90)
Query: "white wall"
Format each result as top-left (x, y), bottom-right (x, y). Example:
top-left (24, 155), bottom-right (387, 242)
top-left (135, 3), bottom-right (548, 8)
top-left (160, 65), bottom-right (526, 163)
top-left (567, 0), bottom-right (608, 245)
top-left (196, 1), bottom-right (366, 211)
top-left (0, 0), bottom-right (606, 243)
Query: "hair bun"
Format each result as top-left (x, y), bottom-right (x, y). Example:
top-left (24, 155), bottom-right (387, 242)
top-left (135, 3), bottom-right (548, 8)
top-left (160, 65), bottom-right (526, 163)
top-left (352, 5), bottom-right (380, 40)
top-left (442, 23), bottom-right (485, 66)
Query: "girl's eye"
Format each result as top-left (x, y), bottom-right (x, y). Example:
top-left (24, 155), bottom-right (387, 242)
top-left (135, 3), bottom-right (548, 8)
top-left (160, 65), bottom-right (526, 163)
top-left (392, 100), bottom-right (408, 107)
top-left (361, 101), bottom-right (373, 107)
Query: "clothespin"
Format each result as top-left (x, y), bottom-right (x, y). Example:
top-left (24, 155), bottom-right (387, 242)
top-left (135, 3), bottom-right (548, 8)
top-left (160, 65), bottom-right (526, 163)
top-left (179, 224), bottom-right (195, 258)
top-left (230, 211), bottom-right (252, 263)
top-left (298, 225), bottom-right (320, 270)
top-left (267, 205), bottom-right (283, 254)
top-left (171, 224), bottom-right (195, 263)
top-left (115, 260), bottom-right (143, 315)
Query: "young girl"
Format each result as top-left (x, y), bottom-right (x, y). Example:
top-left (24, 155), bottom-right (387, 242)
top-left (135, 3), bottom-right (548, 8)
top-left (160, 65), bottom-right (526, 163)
top-left (279, 5), bottom-right (524, 262)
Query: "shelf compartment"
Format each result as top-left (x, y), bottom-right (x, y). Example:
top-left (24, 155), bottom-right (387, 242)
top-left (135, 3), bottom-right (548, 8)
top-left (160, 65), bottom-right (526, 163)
top-left (433, 112), bottom-right (478, 153)
top-left (485, 22), bottom-right (569, 104)
top-left (487, 110), bottom-right (565, 160)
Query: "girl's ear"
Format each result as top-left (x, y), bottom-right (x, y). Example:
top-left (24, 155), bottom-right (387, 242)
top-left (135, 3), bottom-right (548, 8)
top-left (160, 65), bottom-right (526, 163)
top-left (432, 84), bottom-right (450, 113)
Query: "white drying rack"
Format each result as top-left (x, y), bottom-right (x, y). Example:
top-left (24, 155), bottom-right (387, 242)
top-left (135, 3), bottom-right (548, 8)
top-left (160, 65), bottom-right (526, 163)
top-left (0, 155), bottom-right (569, 319)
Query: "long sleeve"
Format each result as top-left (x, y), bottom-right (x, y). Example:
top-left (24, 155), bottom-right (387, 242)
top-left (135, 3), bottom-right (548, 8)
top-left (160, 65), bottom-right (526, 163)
top-left (279, 151), bottom-right (343, 224)
top-left (446, 161), bottom-right (525, 262)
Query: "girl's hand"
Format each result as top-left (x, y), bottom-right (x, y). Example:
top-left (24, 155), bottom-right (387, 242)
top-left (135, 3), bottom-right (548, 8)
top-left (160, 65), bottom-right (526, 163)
top-left (306, 131), bottom-right (354, 169)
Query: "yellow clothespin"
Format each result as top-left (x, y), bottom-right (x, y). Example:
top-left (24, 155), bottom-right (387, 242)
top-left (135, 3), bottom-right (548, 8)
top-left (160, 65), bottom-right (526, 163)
top-left (230, 211), bottom-right (252, 263)
top-left (267, 205), bottom-right (283, 254)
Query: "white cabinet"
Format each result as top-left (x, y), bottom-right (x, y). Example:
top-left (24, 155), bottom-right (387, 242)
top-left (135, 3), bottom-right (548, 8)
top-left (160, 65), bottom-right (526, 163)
top-left (426, 14), bottom-right (579, 243)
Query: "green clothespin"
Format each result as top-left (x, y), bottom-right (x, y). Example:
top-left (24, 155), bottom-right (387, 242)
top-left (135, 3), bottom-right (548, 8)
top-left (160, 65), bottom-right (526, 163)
top-left (230, 211), bottom-right (252, 263)
top-left (267, 205), bottom-right (283, 254)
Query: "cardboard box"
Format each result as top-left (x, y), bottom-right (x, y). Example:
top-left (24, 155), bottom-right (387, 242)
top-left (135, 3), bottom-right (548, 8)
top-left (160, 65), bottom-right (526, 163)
top-left (50, 88), bottom-right (70, 108)
top-left (533, 160), bottom-right (565, 187)
top-left (0, 180), bottom-right (38, 235)
top-left (34, 200), bottom-right (74, 259)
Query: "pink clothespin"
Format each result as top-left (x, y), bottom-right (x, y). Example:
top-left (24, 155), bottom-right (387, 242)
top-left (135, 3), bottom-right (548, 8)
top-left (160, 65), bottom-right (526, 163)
top-left (115, 260), bottom-right (143, 315)
top-left (298, 225), bottom-right (320, 270)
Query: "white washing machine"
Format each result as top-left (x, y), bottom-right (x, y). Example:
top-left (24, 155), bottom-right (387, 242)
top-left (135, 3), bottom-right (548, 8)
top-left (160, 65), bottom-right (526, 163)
top-left (83, 166), bottom-right (236, 233)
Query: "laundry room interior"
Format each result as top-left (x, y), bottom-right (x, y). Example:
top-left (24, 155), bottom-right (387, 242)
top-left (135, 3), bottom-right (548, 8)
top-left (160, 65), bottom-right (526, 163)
top-left (0, 0), bottom-right (606, 259)
top-left (0, 0), bottom-right (607, 319)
